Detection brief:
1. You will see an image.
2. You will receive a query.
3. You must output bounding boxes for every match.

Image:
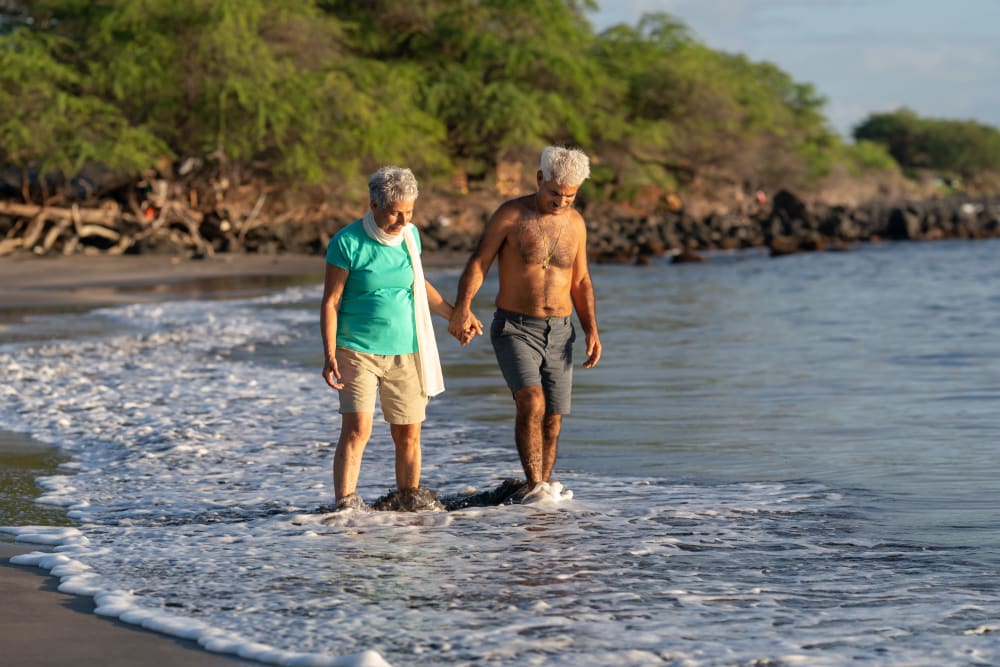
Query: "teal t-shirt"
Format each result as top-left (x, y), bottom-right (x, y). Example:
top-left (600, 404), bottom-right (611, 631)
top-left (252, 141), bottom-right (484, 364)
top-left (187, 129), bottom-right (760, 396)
top-left (326, 219), bottom-right (420, 355)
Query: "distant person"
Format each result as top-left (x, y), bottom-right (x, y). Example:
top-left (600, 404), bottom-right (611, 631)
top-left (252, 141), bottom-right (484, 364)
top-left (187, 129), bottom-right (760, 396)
top-left (448, 146), bottom-right (602, 501)
top-left (321, 166), bottom-right (482, 511)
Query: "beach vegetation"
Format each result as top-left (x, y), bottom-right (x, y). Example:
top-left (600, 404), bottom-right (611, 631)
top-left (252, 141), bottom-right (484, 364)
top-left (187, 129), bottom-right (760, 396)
top-left (854, 108), bottom-right (1000, 182)
top-left (0, 26), bottom-right (167, 200)
top-left (1, 0), bottom-right (996, 208)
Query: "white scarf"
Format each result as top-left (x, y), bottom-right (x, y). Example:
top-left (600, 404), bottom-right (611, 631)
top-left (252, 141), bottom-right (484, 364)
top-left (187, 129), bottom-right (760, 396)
top-left (361, 211), bottom-right (444, 397)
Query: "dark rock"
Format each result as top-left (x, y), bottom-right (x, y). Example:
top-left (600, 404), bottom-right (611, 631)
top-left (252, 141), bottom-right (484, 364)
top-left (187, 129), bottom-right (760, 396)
top-left (768, 235), bottom-right (801, 257)
top-left (671, 247), bottom-right (705, 263)
top-left (799, 235), bottom-right (824, 252)
top-left (770, 189), bottom-right (809, 224)
top-left (886, 206), bottom-right (922, 240)
top-left (441, 478), bottom-right (526, 510)
top-left (371, 487), bottom-right (444, 512)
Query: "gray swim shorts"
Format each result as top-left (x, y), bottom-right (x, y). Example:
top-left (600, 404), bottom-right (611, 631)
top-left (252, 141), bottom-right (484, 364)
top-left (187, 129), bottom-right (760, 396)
top-left (490, 308), bottom-right (576, 415)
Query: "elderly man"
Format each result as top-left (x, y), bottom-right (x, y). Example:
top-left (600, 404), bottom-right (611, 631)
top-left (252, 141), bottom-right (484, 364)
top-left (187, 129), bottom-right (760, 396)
top-left (448, 146), bottom-right (602, 499)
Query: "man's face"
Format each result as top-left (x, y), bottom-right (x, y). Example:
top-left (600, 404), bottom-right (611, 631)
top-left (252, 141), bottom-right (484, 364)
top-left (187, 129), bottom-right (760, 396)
top-left (372, 199), bottom-right (414, 235)
top-left (536, 174), bottom-right (579, 214)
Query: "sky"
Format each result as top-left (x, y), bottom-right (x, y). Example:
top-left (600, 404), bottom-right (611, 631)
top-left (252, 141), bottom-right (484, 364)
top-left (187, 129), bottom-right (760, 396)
top-left (587, 0), bottom-right (1000, 139)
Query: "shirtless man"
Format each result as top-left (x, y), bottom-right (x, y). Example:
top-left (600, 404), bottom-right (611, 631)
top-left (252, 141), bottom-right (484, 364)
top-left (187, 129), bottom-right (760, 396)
top-left (448, 146), bottom-right (602, 495)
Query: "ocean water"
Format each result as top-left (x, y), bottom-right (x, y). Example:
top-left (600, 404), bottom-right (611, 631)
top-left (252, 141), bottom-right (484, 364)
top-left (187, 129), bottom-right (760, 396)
top-left (2, 239), bottom-right (999, 666)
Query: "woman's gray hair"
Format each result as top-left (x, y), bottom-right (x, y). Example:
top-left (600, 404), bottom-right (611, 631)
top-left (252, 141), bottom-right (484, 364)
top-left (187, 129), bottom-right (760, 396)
top-left (540, 146), bottom-right (590, 186)
top-left (368, 166), bottom-right (419, 208)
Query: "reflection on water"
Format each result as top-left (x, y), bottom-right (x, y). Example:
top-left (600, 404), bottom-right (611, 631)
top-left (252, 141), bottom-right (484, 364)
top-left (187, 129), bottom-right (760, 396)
top-left (3, 240), bottom-right (1000, 665)
top-left (114, 272), bottom-right (322, 298)
top-left (426, 241), bottom-right (1000, 551)
top-left (0, 272), bottom-right (323, 345)
top-left (0, 431), bottom-right (72, 530)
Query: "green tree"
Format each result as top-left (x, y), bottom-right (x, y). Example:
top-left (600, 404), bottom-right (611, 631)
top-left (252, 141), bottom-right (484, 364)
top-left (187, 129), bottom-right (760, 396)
top-left (591, 12), bottom-right (837, 193)
top-left (0, 27), bottom-right (166, 201)
top-left (327, 0), bottom-right (612, 171)
top-left (853, 109), bottom-right (925, 167)
top-left (855, 109), bottom-right (1000, 179)
top-left (23, 0), bottom-right (448, 185)
top-left (0, 0), bottom-right (920, 206)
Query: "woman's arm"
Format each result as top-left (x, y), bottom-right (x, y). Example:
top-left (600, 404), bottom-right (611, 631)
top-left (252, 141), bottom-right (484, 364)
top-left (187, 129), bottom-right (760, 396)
top-left (427, 279), bottom-right (482, 341)
top-left (425, 280), bottom-right (453, 319)
top-left (321, 263), bottom-right (349, 389)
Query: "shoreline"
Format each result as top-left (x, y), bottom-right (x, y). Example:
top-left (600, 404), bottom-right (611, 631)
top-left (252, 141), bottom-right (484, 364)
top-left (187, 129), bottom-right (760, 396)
top-left (0, 250), bottom-right (469, 313)
top-left (0, 541), bottom-right (258, 666)
top-left (0, 252), bottom-right (325, 311)
top-left (0, 253), bottom-right (346, 667)
top-left (6, 192), bottom-right (998, 267)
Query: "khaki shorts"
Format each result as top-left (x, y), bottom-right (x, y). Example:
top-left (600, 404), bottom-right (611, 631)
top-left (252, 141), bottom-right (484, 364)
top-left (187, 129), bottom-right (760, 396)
top-left (336, 348), bottom-right (427, 424)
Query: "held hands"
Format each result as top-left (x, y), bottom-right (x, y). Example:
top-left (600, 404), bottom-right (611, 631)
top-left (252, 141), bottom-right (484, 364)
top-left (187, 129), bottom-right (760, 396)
top-left (322, 357), bottom-right (343, 389)
top-left (449, 308), bottom-right (484, 346)
top-left (461, 316), bottom-right (484, 345)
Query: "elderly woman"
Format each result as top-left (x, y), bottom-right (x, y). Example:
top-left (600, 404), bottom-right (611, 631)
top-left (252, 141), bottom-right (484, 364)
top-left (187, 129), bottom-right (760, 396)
top-left (321, 166), bottom-right (480, 511)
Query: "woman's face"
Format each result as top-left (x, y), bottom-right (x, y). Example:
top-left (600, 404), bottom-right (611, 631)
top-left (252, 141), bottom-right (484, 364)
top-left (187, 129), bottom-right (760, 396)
top-left (372, 199), bottom-right (415, 235)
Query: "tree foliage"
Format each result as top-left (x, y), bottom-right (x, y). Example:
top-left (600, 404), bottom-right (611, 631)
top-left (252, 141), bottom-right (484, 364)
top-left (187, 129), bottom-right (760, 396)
top-left (0, 26), bottom-right (167, 197)
top-left (854, 109), bottom-right (1000, 179)
top-left (3, 0), bottom-right (953, 203)
top-left (587, 13), bottom-right (840, 193)
top-left (21, 0), bottom-right (447, 185)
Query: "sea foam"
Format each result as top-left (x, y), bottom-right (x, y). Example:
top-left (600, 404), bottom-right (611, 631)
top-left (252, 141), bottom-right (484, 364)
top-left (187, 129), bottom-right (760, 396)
top-left (2, 286), bottom-right (998, 666)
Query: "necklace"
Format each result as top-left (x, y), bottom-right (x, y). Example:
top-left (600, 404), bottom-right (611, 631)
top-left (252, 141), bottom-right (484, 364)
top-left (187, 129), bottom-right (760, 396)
top-left (534, 217), bottom-right (566, 269)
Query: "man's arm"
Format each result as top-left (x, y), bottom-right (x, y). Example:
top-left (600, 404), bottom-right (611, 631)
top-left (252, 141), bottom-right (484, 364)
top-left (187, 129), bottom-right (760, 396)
top-left (569, 219), bottom-right (601, 368)
top-left (448, 205), bottom-right (512, 343)
top-left (320, 263), bottom-right (348, 389)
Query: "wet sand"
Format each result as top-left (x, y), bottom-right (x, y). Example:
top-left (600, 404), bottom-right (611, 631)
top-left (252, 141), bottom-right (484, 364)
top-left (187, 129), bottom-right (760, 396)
top-left (0, 252), bottom-right (344, 666)
top-left (0, 252), bottom-right (326, 310)
top-left (0, 542), bottom-right (258, 666)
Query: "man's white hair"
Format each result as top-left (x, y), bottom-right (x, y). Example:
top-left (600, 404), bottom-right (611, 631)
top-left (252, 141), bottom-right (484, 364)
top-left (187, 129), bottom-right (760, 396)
top-left (368, 166), bottom-right (419, 208)
top-left (540, 146), bottom-right (590, 186)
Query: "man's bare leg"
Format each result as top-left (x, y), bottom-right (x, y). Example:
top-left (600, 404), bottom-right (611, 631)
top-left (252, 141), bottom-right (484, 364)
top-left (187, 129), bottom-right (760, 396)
top-left (390, 422), bottom-right (422, 491)
top-left (514, 386), bottom-right (546, 484)
top-left (541, 413), bottom-right (562, 482)
top-left (334, 412), bottom-right (373, 500)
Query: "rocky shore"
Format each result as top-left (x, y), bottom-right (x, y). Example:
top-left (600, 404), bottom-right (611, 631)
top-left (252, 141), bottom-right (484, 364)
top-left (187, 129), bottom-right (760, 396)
top-left (2, 189), bottom-right (999, 265)
top-left (582, 190), bottom-right (1000, 264)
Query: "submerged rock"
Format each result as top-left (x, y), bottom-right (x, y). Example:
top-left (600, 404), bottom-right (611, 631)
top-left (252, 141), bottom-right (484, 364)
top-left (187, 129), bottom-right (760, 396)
top-left (441, 478), bottom-right (528, 510)
top-left (371, 487), bottom-right (445, 512)
top-left (319, 479), bottom-right (573, 514)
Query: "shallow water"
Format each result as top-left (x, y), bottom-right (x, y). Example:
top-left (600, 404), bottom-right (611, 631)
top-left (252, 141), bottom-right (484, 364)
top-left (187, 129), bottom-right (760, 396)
top-left (2, 239), bottom-right (999, 666)
top-left (0, 431), bottom-right (69, 528)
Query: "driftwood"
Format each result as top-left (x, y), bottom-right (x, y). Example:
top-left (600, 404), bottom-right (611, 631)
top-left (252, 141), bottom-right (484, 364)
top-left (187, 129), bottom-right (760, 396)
top-left (0, 179), bottom-right (308, 257)
top-left (0, 199), bottom-right (218, 258)
top-left (0, 201), bottom-right (120, 225)
top-left (4, 189), bottom-right (999, 264)
top-left (0, 181), bottom-right (314, 258)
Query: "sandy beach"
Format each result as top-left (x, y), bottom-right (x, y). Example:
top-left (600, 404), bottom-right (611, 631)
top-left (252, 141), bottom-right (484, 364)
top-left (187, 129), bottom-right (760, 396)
top-left (0, 252), bottom-right (338, 667)
top-left (1, 250), bottom-right (469, 308)
top-left (0, 252), bottom-right (327, 310)
top-left (1, 542), bottom-right (258, 666)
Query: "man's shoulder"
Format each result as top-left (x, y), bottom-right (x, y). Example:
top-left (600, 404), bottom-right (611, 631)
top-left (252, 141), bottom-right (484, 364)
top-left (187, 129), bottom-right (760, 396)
top-left (492, 195), bottom-right (534, 221)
